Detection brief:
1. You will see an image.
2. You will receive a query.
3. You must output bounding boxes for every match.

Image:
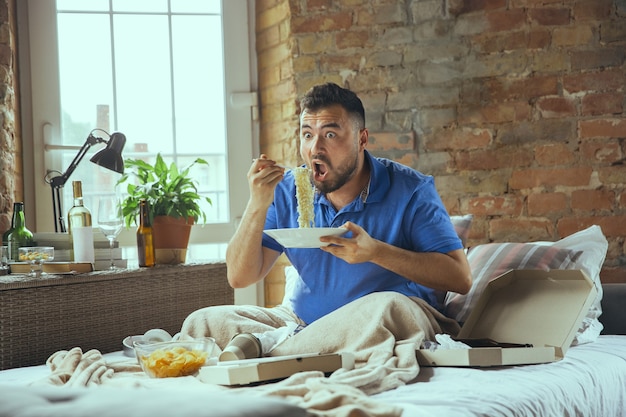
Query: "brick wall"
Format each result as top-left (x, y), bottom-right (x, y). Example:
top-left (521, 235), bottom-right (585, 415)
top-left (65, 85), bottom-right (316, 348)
top-left (0, 0), bottom-right (19, 234)
top-left (256, 0), bottom-right (626, 305)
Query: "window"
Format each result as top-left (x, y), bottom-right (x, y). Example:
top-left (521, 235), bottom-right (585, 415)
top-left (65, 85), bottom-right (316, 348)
top-left (18, 1), bottom-right (256, 265)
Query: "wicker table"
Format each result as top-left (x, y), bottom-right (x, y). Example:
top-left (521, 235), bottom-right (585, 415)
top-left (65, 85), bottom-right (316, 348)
top-left (0, 263), bottom-right (232, 370)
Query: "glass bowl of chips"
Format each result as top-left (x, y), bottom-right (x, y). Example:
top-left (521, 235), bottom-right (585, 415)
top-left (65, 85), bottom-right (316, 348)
top-left (134, 337), bottom-right (217, 378)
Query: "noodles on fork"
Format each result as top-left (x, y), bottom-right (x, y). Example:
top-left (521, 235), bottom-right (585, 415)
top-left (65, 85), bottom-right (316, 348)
top-left (294, 167), bottom-right (315, 228)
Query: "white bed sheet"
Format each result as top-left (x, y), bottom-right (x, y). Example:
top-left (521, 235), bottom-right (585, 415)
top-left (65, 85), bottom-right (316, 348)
top-left (373, 335), bottom-right (626, 417)
top-left (1, 336), bottom-right (625, 417)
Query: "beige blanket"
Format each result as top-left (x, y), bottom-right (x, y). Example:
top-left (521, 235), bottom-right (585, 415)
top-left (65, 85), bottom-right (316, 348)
top-left (34, 292), bottom-right (460, 417)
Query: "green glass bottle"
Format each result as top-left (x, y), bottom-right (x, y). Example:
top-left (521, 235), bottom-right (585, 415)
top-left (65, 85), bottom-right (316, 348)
top-left (2, 208), bottom-right (15, 247)
top-left (7, 202), bottom-right (34, 261)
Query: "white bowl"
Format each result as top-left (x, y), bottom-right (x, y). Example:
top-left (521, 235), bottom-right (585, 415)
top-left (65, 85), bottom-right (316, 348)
top-left (264, 227), bottom-right (347, 248)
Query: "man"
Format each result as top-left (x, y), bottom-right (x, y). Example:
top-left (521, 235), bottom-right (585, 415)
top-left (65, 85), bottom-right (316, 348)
top-left (182, 83), bottom-right (471, 347)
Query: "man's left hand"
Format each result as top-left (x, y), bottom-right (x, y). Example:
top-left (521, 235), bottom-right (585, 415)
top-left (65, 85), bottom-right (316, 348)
top-left (319, 221), bottom-right (378, 264)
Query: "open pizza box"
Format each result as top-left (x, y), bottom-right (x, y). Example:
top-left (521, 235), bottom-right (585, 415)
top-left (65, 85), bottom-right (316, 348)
top-left (416, 269), bottom-right (597, 367)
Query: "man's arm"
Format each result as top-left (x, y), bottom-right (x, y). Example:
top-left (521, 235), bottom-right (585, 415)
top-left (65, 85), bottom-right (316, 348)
top-left (320, 221), bottom-right (472, 294)
top-left (225, 156), bottom-right (284, 288)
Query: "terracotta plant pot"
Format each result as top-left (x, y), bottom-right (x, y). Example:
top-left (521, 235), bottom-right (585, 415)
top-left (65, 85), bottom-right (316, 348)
top-left (152, 216), bottom-right (194, 264)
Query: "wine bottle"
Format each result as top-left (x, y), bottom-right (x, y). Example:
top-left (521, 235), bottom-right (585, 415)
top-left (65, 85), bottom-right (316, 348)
top-left (7, 202), bottom-right (34, 261)
top-left (137, 199), bottom-right (155, 267)
top-left (67, 181), bottom-right (95, 263)
top-left (2, 206), bottom-right (15, 247)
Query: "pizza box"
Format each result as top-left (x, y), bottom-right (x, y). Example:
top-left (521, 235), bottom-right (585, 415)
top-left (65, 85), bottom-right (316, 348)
top-left (417, 269), bottom-right (597, 367)
top-left (197, 352), bottom-right (355, 386)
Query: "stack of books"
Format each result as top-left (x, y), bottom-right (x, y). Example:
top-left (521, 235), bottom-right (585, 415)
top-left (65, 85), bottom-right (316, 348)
top-left (32, 232), bottom-right (127, 271)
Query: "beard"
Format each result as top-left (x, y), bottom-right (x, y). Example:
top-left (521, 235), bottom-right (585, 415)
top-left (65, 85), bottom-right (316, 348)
top-left (312, 152), bottom-right (359, 195)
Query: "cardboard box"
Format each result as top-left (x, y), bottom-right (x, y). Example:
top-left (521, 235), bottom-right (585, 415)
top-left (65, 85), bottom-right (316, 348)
top-left (198, 352), bottom-right (355, 386)
top-left (417, 269), bottom-right (597, 367)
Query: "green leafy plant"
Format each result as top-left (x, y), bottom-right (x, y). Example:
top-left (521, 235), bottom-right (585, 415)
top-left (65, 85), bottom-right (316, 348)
top-left (116, 154), bottom-right (212, 228)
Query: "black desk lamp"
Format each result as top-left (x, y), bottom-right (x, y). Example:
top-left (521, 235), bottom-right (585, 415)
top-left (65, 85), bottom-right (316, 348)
top-left (45, 129), bottom-right (126, 233)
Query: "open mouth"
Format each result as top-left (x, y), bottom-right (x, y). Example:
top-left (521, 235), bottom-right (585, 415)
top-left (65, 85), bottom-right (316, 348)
top-left (312, 161), bottom-right (328, 181)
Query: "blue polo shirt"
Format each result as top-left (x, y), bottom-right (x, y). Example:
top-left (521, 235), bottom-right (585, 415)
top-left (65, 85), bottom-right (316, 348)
top-left (262, 151), bottom-right (462, 324)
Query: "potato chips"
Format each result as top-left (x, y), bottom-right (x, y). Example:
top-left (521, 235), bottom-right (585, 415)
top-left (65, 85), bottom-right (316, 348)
top-left (139, 346), bottom-right (208, 378)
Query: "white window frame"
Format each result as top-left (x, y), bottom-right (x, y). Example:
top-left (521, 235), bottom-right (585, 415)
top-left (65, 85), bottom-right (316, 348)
top-left (17, 1), bottom-right (260, 304)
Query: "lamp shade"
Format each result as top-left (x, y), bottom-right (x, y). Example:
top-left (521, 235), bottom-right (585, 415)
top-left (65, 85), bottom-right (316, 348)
top-left (90, 132), bottom-right (126, 174)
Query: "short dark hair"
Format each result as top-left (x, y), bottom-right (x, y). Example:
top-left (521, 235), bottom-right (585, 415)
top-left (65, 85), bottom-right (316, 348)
top-left (300, 83), bottom-right (365, 129)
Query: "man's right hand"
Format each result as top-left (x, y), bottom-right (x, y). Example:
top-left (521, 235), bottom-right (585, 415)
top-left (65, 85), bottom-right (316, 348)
top-left (248, 154), bottom-right (285, 209)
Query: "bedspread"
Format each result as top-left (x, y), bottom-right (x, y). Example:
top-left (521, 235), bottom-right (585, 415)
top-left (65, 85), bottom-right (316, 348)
top-left (5, 292), bottom-right (459, 417)
top-left (373, 335), bottom-right (626, 417)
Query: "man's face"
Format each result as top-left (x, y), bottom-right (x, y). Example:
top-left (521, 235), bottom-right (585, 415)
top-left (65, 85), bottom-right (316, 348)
top-left (299, 104), bottom-right (365, 194)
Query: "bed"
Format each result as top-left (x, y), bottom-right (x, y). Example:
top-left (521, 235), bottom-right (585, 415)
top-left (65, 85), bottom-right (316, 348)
top-left (0, 225), bottom-right (625, 417)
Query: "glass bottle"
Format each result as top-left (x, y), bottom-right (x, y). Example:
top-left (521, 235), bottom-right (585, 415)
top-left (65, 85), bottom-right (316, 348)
top-left (2, 206), bottom-right (15, 247)
top-left (137, 199), bottom-right (155, 267)
top-left (7, 202), bottom-right (34, 261)
top-left (67, 181), bottom-right (95, 263)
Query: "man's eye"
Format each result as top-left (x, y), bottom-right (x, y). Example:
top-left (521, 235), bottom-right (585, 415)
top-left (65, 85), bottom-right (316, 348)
top-left (302, 132), bottom-right (312, 140)
top-left (326, 132), bottom-right (336, 139)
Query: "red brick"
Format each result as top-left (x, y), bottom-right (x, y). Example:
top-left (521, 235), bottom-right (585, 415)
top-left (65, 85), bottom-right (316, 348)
top-left (336, 31), bottom-right (370, 49)
top-left (527, 192), bottom-right (568, 216)
top-left (600, 266), bottom-right (626, 284)
top-left (571, 189), bottom-right (615, 211)
top-left (601, 21), bottom-right (626, 43)
top-left (461, 101), bottom-right (531, 124)
top-left (395, 153), bottom-right (419, 169)
top-left (529, 8), bottom-right (570, 26)
top-left (597, 166), bottom-right (626, 185)
top-left (0, 44), bottom-right (10, 67)
top-left (486, 9), bottom-right (526, 32)
top-left (563, 69), bottom-right (625, 93)
top-left (291, 11), bottom-right (353, 33)
top-left (427, 128), bottom-right (492, 151)
top-left (454, 147), bottom-right (533, 170)
top-left (580, 140), bottom-right (622, 164)
top-left (573, 0), bottom-right (613, 21)
top-left (256, 26), bottom-right (281, 51)
top-left (468, 196), bottom-right (524, 216)
top-left (558, 215), bottom-right (626, 238)
top-left (552, 25), bottom-right (594, 46)
top-left (489, 218), bottom-right (554, 242)
top-left (581, 93), bottom-right (624, 116)
top-left (536, 96), bottom-right (577, 118)
top-left (368, 131), bottom-right (415, 152)
top-left (510, 167), bottom-right (593, 189)
top-left (579, 118), bottom-right (626, 138)
top-left (472, 31), bottom-right (527, 53)
top-left (517, 0), bottom-right (564, 5)
top-left (528, 28), bottom-right (552, 49)
top-left (498, 119), bottom-right (575, 144)
top-left (307, 0), bottom-right (332, 11)
top-left (448, 0), bottom-right (507, 15)
top-left (256, 1), bottom-right (291, 31)
top-left (485, 76), bottom-right (558, 101)
top-left (571, 49), bottom-right (626, 71)
top-left (320, 54), bottom-right (362, 72)
top-left (534, 143), bottom-right (575, 166)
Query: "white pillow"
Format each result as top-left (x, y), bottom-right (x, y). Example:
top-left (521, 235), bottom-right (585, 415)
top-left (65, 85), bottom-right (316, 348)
top-left (535, 225), bottom-right (607, 345)
top-left (450, 214), bottom-right (473, 248)
top-left (281, 265), bottom-right (299, 310)
top-left (444, 242), bottom-right (583, 324)
top-left (444, 225), bottom-right (607, 345)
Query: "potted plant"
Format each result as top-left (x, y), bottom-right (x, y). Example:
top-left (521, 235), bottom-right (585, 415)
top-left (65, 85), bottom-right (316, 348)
top-left (116, 153), bottom-right (212, 264)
